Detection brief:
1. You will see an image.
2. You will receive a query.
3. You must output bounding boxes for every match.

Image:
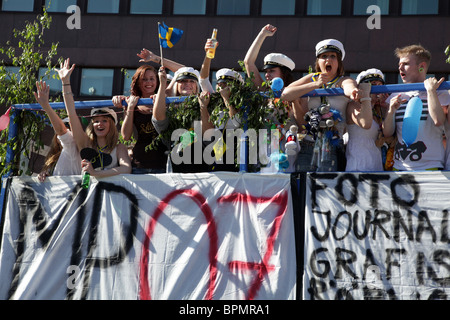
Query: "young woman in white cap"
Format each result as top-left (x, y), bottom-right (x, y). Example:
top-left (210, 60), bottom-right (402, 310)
top-left (345, 68), bottom-right (390, 172)
top-left (244, 24), bottom-right (295, 89)
top-left (152, 66), bottom-right (210, 173)
top-left (58, 58), bottom-right (132, 178)
top-left (281, 39), bottom-right (361, 172)
top-left (244, 24), bottom-right (309, 171)
top-left (166, 66), bottom-right (201, 97)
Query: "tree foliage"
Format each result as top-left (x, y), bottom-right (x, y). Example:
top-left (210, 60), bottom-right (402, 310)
top-left (0, 8), bottom-right (60, 176)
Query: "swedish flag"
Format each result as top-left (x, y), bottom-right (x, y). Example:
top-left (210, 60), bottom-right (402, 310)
top-left (158, 22), bottom-right (183, 49)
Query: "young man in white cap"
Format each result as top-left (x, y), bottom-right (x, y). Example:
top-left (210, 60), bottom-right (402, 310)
top-left (383, 44), bottom-right (450, 171)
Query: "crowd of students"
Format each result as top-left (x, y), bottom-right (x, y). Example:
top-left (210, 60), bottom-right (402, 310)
top-left (36, 24), bottom-right (450, 181)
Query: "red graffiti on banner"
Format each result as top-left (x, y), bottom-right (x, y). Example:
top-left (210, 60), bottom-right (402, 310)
top-left (219, 191), bottom-right (288, 300)
top-left (139, 189), bottom-right (218, 300)
top-left (139, 189), bottom-right (288, 300)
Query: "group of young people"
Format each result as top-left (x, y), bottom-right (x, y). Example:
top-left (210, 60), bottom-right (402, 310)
top-left (36, 24), bottom-right (450, 182)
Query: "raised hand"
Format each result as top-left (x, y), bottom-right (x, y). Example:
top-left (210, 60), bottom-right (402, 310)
top-left (34, 80), bottom-right (50, 106)
top-left (138, 48), bottom-right (159, 63)
top-left (261, 24), bottom-right (277, 37)
top-left (56, 58), bottom-right (75, 84)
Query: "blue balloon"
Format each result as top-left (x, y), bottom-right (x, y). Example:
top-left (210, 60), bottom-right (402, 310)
top-left (271, 77), bottom-right (284, 93)
top-left (402, 96), bottom-right (423, 147)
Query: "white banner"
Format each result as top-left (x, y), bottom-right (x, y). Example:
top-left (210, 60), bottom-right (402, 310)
top-left (303, 171), bottom-right (450, 300)
top-left (0, 173), bottom-right (296, 300)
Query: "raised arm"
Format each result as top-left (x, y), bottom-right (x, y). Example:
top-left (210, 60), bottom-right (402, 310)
top-left (244, 24), bottom-right (276, 89)
top-left (56, 58), bottom-right (90, 150)
top-left (425, 77), bottom-right (446, 127)
top-left (281, 74), bottom-right (321, 101)
top-left (199, 39), bottom-right (216, 94)
top-left (199, 92), bottom-right (215, 134)
top-left (138, 48), bottom-right (185, 73)
top-left (34, 80), bottom-right (68, 137)
top-left (120, 95), bottom-right (139, 141)
top-left (153, 66), bottom-right (168, 121)
top-left (346, 82), bottom-right (373, 129)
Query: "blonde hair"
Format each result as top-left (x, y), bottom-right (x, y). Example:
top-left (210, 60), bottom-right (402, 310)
top-left (85, 116), bottom-right (119, 153)
top-left (395, 44), bottom-right (431, 66)
top-left (41, 134), bottom-right (62, 174)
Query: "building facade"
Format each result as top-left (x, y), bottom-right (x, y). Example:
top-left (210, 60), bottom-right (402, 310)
top-left (2, 0), bottom-right (450, 100)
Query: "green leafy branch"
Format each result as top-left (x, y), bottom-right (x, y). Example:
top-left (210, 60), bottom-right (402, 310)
top-left (0, 7), bottom-right (61, 176)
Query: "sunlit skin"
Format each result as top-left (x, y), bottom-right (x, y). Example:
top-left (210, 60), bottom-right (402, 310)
top-left (264, 67), bottom-right (282, 82)
top-left (317, 52), bottom-right (339, 82)
top-left (92, 116), bottom-right (111, 139)
top-left (398, 54), bottom-right (426, 84)
top-left (138, 70), bottom-right (158, 98)
top-left (177, 79), bottom-right (198, 96)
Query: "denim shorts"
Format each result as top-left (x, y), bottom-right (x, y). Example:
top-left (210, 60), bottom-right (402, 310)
top-left (294, 141), bottom-right (341, 172)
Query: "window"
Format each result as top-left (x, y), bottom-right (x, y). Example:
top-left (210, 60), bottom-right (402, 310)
top-left (217, 0), bottom-right (250, 15)
top-left (45, 0), bottom-right (77, 12)
top-left (401, 0), bottom-right (438, 15)
top-left (130, 0), bottom-right (163, 14)
top-left (2, 0), bottom-right (33, 11)
top-left (173, 0), bottom-right (206, 15)
top-left (307, 0), bottom-right (342, 15)
top-left (39, 68), bottom-right (61, 95)
top-left (261, 0), bottom-right (295, 15)
top-left (354, 0), bottom-right (389, 15)
top-left (122, 69), bottom-right (136, 96)
top-left (80, 69), bottom-right (114, 97)
top-left (87, 0), bottom-right (120, 14)
top-left (4, 67), bottom-right (20, 81)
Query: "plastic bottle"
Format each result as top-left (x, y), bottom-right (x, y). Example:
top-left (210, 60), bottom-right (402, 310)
top-left (206, 28), bottom-right (218, 59)
top-left (81, 172), bottom-right (90, 189)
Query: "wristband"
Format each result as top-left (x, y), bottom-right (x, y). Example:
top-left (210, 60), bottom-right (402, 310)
top-left (360, 97), bottom-right (372, 102)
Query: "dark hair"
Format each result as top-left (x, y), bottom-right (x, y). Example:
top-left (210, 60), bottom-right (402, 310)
top-left (279, 67), bottom-right (294, 86)
top-left (130, 65), bottom-right (159, 96)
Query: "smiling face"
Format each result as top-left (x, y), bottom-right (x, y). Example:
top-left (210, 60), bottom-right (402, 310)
top-left (138, 70), bottom-right (158, 97)
top-left (92, 115), bottom-right (112, 138)
top-left (177, 79), bottom-right (198, 96)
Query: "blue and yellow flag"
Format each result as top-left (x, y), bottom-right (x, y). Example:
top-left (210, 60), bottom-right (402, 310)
top-left (158, 22), bottom-right (183, 49)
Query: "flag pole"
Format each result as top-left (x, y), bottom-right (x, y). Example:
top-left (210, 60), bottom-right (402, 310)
top-left (158, 22), bottom-right (165, 68)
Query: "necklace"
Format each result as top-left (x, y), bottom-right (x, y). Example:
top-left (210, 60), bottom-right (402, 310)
top-left (372, 104), bottom-right (383, 127)
top-left (97, 145), bottom-right (108, 169)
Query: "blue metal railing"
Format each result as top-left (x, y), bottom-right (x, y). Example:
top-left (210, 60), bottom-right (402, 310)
top-left (1, 81), bottom-right (450, 221)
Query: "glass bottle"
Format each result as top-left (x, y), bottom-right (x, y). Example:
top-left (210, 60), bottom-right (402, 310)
top-left (206, 28), bottom-right (218, 59)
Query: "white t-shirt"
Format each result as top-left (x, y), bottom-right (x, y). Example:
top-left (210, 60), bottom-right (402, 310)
top-left (53, 131), bottom-right (82, 176)
top-left (386, 90), bottom-right (450, 171)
